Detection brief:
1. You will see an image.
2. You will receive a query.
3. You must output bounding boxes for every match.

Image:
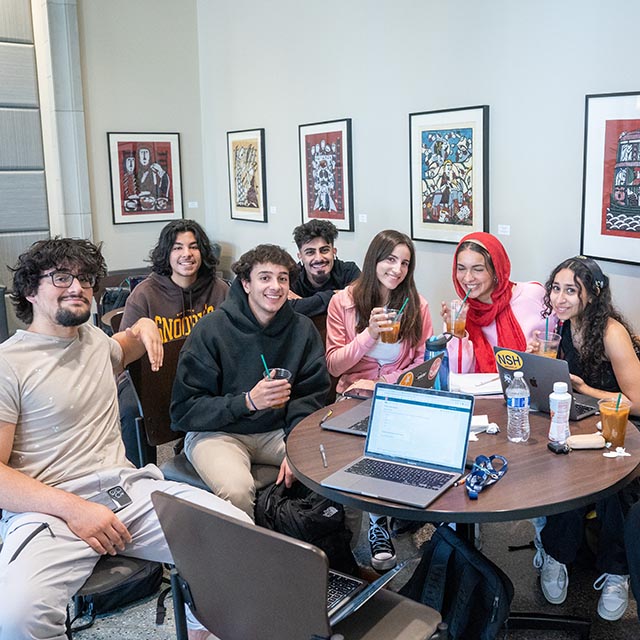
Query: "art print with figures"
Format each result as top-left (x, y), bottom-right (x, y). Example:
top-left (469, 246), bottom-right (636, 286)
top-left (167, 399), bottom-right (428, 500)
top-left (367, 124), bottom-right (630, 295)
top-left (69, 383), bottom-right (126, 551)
top-left (582, 92), bottom-right (640, 265)
top-left (410, 106), bottom-right (489, 244)
top-left (298, 118), bottom-right (353, 231)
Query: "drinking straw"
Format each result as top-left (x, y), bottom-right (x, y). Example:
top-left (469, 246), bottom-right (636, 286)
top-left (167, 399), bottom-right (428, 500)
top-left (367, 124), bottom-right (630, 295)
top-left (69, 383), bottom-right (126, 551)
top-left (397, 297), bottom-right (409, 316)
top-left (545, 317), bottom-right (549, 340)
top-left (260, 354), bottom-right (271, 379)
top-left (454, 289), bottom-right (471, 322)
top-left (616, 392), bottom-right (622, 411)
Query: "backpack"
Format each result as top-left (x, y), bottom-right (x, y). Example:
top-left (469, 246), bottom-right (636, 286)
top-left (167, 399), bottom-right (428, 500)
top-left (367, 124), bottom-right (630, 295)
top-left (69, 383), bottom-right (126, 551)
top-left (400, 525), bottom-right (514, 640)
top-left (69, 555), bottom-right (166, 633)
top-left (254, 482), bottom-right (359, 576)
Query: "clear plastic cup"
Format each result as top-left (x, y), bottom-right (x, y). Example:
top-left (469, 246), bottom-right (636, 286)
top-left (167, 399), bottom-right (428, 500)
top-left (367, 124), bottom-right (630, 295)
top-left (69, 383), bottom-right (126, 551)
top-left (263, 368), bottom-right (292, 409)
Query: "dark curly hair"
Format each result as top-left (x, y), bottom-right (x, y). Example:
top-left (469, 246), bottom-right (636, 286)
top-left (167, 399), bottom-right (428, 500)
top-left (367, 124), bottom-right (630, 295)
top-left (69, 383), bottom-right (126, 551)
top-left (292, 220), bottom-right (339, 250)
top-left (10, 237), bottom-right (107, 324)
top-left (351, 230), bottom-right (423, 347)
top-left (232, 244), bottom-right (298, 282)
top-left (149, 220), bottom-right (219, 277)
top-left (542, 256), bottom-right (639, 382)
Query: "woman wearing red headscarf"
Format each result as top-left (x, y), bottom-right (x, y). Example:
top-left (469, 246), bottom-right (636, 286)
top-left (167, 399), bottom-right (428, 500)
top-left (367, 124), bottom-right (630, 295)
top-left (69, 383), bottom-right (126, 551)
top-left (442, 232), bottom-right (551, 373)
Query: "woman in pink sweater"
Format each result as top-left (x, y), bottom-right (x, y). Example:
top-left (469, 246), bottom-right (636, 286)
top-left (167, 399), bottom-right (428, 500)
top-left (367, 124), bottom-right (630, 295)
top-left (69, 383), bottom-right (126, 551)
top-left (325, 229), bottom-right (433, 571)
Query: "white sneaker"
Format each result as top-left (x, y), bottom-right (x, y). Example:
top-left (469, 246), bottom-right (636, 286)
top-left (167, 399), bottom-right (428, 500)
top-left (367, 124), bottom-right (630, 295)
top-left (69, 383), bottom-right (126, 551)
top-left (593, 573), bottom-right (629, 621)
top-left (533, 546), bottom-right (568, 605)
top-left (368, 516), bottom-right (397, 571)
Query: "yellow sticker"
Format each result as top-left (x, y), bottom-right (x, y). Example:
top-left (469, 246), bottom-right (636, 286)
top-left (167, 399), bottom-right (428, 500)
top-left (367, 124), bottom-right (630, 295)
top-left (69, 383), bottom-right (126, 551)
top-left (398, 372), bottom-right (414, 386)
top-left (495, 349), bottom-right (523, 370)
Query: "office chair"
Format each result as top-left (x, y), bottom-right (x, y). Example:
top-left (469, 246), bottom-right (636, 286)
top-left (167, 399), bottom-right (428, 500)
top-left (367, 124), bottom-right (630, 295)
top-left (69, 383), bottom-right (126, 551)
top-left (153, 491), bottom-right (444, 640)
top-left (128, 338), bottom-right (278, 490)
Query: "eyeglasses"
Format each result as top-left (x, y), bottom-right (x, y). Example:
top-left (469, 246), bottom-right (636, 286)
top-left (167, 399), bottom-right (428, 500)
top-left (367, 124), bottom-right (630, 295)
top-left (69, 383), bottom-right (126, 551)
top-left (39, 271), bottom-right (97, 289)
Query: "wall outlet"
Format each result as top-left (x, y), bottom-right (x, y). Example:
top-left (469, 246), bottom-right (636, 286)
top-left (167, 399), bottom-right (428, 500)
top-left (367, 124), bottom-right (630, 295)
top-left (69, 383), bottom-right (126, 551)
top-left (269, 206), bottom-right (277, 215)
top-left (188, 201), bottom-right (198, 209)
top-left (358, 213), bottom-right (367, 223)
top-left (497, 224), bottom-right (510, 236)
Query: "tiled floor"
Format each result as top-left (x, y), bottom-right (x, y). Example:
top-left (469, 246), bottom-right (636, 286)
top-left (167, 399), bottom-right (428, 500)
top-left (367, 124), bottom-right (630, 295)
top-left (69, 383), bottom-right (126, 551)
top-left (73, 517), bottom-right (639, 640)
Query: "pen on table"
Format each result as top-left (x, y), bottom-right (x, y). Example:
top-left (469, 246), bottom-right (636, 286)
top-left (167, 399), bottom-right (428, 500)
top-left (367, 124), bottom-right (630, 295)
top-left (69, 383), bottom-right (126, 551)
top-left (475, 376), bottom-right (500, 387)
top-left (319, 444), bottom-right (328, 468)
top-left (319, 409), bottom-right (333, 424)
top-left (454, 473), bottom-right (469, 487)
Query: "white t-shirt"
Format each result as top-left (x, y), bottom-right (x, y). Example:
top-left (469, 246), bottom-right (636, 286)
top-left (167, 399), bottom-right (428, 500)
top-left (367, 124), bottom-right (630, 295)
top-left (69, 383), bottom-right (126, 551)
top-left (0, 323), bottom-right (131, 486)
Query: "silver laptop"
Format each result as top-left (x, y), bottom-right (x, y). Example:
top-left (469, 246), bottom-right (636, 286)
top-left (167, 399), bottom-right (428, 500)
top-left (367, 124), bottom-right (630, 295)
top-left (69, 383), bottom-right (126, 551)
top-left (493, 347), bottom-right (598, 421)
top-left (322, 353), bottom-right (444, 437)
top-left (151, 491), bottom-right (406, 632)
top-left (321, 384), bottom-right (474, 508)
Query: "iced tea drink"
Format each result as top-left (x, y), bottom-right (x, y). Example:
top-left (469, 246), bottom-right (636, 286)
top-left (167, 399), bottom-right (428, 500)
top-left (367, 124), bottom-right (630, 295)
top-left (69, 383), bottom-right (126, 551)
top-left (263, 368), bottom-right (292, 409)
top-left (447, 299), bottom-right (467, 338)
top-left (535, 332), bottom-right (561, 358)
top-left (380, 309), bottom-right (401, 344)
top-left (598, 398), bottom-right (631, 449)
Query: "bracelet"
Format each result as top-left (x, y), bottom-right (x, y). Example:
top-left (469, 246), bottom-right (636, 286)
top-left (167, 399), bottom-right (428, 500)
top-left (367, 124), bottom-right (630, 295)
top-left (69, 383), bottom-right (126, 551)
top-left (245, 391), bottom-right (258, 412)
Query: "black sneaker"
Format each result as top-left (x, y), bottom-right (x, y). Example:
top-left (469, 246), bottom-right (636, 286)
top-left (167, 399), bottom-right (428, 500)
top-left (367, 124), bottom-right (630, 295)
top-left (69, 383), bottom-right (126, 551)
top-left (368, 516), bottom-right (397, 571)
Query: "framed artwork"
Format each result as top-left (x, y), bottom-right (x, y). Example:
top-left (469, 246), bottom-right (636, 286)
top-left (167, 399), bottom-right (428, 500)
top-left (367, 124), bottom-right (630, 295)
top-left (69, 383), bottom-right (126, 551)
top-left (107, 132), bottom-right (183, 225)
top-left (581, 91), bottom-right (640, 265)
top-left (298, 118), bottom-right (354, 231)
top-left (227, 128), bottom-right (268, 222)
top-left (409, 105), bottom-right (489, 244)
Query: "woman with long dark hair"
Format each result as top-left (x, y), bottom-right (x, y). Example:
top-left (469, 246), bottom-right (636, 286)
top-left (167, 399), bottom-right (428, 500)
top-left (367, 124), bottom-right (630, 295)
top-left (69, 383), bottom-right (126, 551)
top-left (326, 229), bottom-right (433, 571)
top-left (444, 231), bottom-right (550, 373)
top-left (534, 256), bottom-right (640, 620)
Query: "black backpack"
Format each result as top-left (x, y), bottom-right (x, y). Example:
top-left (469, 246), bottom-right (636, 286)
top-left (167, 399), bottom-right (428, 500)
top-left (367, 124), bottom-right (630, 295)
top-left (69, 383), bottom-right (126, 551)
top-left (254, 482), bottom-right (359, 576)
top-left (400, 525), bottom-right (514, 640)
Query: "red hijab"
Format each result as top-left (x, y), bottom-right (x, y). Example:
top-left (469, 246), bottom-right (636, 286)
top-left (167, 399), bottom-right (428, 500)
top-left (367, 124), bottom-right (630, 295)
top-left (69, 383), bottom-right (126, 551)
top-left (452, 232), bottom-right (526, 372)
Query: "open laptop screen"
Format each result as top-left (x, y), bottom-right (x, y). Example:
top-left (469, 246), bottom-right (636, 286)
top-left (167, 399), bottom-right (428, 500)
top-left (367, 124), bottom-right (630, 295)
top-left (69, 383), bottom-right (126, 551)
top-left (365, 384), bottom-right (472, 472)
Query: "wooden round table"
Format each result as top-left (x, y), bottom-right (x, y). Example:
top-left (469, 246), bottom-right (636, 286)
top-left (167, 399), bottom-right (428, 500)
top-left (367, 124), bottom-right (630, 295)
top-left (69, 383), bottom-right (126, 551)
top-left (287, 396), bottom-right (640, 523)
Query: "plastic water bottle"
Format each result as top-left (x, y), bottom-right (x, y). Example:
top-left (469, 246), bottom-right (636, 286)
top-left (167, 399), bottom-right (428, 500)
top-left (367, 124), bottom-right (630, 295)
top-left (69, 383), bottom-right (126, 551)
top-left (506, 371), bottom-right (530, 443)
top-left (548, 381), bottom-right (571, 444)
top-left (426, 334), bottom-right (450, 391)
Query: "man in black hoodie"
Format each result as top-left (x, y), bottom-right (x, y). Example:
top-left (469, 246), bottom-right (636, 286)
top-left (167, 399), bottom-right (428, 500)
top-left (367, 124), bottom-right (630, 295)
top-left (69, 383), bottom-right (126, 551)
top-left (171, 244), bottom-right (330, 519)
top-left (288, 220), bottom-right (361, 317)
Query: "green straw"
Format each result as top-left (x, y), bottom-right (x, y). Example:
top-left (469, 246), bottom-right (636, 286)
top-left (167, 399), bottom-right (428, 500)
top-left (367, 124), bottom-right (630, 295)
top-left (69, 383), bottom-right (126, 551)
top-left (545, 317), bottom-right (549, 340)
top-left (397, 297), bottom-right (409, 316)
top-left (454, 289), bottom-right (471, 322)
top-left (260, 354), bottom-right (271, 379)
top-left (616, 392), bottom-right (622, 411)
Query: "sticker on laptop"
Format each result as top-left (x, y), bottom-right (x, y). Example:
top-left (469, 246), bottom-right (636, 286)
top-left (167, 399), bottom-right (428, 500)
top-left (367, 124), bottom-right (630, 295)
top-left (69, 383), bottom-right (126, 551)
top-left (494, 349), bottom-right (523, 370)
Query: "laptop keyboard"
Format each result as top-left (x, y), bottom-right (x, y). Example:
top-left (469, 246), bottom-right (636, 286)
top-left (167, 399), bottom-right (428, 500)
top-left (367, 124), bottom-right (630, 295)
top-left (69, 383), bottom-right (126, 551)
top-left (348, 416), bottom-right (370, 433)
top-left (574, 402), bottom-right (594, 418)
top-left (345, 458), bottom-right (452, 489)
top-left (327, 571), bottom-right (362, 610)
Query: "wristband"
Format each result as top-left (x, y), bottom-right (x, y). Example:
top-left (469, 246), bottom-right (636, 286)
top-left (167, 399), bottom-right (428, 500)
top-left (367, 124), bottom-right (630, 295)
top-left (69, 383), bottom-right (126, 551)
top-left (245, 391), bottom-right (258, 412)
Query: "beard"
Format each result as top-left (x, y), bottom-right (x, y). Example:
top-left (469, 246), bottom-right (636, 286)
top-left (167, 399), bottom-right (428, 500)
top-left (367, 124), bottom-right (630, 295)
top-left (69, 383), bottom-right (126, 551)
top-left (309, 263), bottom-right (331, 287)
top-left (56, 307), bottom-right (91, 327)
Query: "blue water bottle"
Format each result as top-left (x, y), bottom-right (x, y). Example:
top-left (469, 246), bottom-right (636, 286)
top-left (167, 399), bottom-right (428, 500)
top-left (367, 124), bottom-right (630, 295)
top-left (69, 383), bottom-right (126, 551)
top-left (426, 334), bottom-right (451, 391)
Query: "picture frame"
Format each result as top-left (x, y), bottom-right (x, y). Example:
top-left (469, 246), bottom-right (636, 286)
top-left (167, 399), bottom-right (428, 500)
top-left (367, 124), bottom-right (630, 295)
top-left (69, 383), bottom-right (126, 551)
top-left (409, 106), bottom-right (489, 244)
top-left (227, 128), bottom-right (268, 223)
top-left (107, 132), bottom-right (183, 225)
top-left (298, 118), bottom-right (354, 231)
top-left (580, 91), bottom-right (640, 265)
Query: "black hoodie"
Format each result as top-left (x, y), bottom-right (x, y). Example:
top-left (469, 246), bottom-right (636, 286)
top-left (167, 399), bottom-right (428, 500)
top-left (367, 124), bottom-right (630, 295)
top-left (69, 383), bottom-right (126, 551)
top-left (170, 278), bottom-right (330, 438)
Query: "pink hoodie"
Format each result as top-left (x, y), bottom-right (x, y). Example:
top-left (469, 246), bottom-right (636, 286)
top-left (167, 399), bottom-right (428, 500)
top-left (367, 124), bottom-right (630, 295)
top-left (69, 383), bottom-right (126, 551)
top-left (326, 287), bottom-right (434, 393)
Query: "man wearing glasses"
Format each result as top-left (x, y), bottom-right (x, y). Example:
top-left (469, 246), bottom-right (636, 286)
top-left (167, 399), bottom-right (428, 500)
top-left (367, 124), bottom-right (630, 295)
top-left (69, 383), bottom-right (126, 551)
top-left (0, 238), bottom-right (248, 640)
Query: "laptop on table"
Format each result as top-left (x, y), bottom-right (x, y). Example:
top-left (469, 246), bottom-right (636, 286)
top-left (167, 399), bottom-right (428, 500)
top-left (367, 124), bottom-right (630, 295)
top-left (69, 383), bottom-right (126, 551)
top-left (151, 491), bottom-right (408, 634)
top-left (493, 347), bottom-right (598, 421)
top-left (322, 353), bottom-right (444, 436)
top-left (321, 383), bottom-right (474, 508)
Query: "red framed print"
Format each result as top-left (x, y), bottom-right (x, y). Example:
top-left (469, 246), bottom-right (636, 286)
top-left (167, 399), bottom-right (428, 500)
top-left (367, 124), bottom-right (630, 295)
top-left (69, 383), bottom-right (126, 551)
top-left (298, 118), bottom-right (354, 231)
top-left (409, 106), bottom-right (489, 244)
top-left (107, 132), bottom-right (183, 225)
top-left (581, 91), bottom-right (640, 264)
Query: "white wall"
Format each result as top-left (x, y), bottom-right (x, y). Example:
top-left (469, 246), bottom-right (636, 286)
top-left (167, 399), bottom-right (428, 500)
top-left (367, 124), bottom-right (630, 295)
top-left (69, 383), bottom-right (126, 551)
top-left (77, 0), bottom-right (640, 325)
top-left (77, 0), bottom-right (204, 270)
top-left (197, 0), bottom-right (640, 324)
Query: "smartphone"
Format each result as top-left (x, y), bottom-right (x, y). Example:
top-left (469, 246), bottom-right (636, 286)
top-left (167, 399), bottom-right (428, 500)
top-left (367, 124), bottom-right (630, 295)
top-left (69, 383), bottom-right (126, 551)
top-left (88, 486), bottom-right (132, 512)
top-left (343, 387), bottom-right (374, 400)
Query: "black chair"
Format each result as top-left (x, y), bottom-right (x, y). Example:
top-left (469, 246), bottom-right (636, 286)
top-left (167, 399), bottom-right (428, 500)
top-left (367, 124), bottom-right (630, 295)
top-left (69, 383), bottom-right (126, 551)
top-left (128, 338), bottom-right (278, 490)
